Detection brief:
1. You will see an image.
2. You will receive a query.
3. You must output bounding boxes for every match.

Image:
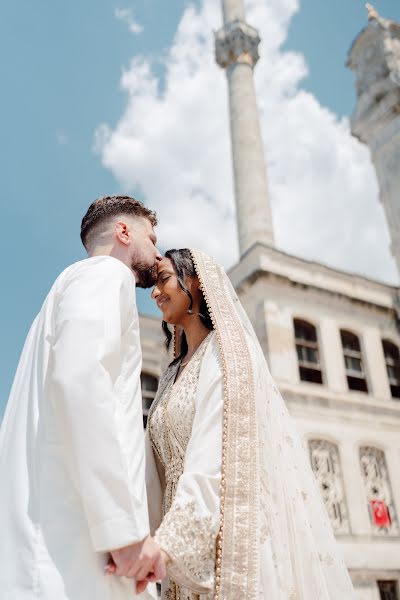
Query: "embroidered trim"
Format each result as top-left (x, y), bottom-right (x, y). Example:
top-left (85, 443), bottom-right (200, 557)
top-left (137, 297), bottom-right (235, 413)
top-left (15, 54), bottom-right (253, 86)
top-left (155, 500), bottom-right (215, 592)
top-left (189, 250), bottom-right (259, 600)
top-left (149, 334), bottom-right (214, 598)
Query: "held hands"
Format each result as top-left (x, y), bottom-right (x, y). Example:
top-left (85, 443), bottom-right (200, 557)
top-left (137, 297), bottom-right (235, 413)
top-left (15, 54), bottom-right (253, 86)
top-left (105, 536), bottom-right (167, 593)
top-left (135, 550), bottom-right (171, 594)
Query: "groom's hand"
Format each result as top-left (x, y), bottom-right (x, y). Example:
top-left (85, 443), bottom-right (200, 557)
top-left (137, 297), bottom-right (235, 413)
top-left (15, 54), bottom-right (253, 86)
top-left (109, 536), bottom-right (162, 580)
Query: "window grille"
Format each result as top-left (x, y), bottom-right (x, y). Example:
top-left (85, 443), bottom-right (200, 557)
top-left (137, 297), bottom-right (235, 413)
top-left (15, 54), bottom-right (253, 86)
top-left (382, 340), bottom-right (400, 399)
top-left (378, 580), bottom-right (399, 600)
top-left (340, 330), bottom-right (368, 392)
top-left (294, 319), bottom-right (323, 384)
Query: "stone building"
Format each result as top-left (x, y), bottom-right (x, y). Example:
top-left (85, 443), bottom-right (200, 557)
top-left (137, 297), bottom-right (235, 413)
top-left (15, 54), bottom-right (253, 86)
top-left (139, 3), bottom-right (400, 599)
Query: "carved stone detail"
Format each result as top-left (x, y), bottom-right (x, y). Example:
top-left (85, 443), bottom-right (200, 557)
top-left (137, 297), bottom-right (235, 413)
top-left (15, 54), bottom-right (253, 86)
top-left (215, 20), bottom-right (260, 69)
top-left (348, 9), bottom-right (400, 99)
top-left (309, 440), bottom-right (350, 534)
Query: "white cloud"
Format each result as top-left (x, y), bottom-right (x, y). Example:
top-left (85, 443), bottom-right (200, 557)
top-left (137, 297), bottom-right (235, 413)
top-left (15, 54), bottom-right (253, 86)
top-left (97, 0), bottom-right (398, 284)
top-left (115, 7), bottom-right (143, 34)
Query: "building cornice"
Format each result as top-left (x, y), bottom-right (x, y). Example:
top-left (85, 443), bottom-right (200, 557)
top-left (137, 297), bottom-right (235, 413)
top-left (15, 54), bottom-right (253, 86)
top-left (228, 243), bottom-right (399, 312)
top-left (281, 381), bottom-right (400, 425)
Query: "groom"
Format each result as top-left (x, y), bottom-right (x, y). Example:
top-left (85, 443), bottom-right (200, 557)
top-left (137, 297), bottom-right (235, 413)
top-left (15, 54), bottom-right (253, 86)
top-left (0, 195), bottom-right (165, 599)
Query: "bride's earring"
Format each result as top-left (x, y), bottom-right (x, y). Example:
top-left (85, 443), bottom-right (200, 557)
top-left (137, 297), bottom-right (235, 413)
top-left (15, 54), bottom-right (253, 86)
top-left (187, 309), bottom-right (193, 315)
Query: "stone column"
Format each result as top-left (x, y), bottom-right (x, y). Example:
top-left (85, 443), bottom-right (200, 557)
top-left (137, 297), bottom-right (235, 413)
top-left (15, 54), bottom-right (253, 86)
top-left (222, 0), bottom-right (245, 22)
top-left (369, 138), bottom-right (400, 276)
top-left (340, 440), bottom-right (371, 535)
top-left (318, 318), bottom-right (348, 393)
top-left (362, 326), bottom-right (391, 400)
top-left (215, 3), bottom-right (274, 256)
top-left (263, 301), bottom-right (299, 383)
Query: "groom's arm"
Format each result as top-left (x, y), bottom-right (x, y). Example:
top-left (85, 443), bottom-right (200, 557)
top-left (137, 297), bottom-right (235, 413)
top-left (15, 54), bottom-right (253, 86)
top-left (49, 258), bottom-right (149, 553)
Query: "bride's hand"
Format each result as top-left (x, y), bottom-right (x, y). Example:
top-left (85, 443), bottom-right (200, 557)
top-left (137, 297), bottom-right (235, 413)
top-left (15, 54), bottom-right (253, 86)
top-left (135, 550), bottom-right (170, 593)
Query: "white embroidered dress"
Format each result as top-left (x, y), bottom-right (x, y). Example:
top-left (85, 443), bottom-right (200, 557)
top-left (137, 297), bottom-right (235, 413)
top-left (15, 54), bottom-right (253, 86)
top-left (146, 250), bottom-right (355, 600)
top-left (148, 332), bottom-right (220, 600)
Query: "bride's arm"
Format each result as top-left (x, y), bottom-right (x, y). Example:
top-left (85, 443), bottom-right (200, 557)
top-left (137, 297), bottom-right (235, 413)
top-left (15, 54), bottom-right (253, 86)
top-left (155, 337), bottom-right (222, 593)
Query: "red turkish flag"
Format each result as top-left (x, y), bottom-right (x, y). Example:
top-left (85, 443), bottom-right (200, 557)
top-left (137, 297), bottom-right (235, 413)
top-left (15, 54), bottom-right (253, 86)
top-left (370, 500), bottom-right (391, 527)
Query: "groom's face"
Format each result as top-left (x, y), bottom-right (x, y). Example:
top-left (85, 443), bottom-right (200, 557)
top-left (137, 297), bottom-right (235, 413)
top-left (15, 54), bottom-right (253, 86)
top-left (129, 217), bottom-right (162, 288)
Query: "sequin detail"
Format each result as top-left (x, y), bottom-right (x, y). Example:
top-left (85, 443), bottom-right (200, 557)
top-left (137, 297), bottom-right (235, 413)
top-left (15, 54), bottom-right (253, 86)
top-left (149, 334), bottom-right (213, 600)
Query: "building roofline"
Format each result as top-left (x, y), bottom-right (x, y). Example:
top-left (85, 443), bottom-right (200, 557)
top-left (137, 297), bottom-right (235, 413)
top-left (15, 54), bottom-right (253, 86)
top-left (229, 242), bottom-right (398, 291)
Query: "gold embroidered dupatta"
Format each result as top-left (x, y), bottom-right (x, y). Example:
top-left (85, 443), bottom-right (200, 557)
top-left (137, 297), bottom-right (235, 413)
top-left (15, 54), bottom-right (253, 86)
top-left (188, 250), bottom-right (259, 599)
top-left (168, 250), bottom-right (355, 600)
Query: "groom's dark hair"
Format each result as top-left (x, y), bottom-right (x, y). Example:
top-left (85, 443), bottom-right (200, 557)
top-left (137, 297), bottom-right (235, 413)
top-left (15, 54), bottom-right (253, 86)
top-left (80, 195), bottom-right (157, 250)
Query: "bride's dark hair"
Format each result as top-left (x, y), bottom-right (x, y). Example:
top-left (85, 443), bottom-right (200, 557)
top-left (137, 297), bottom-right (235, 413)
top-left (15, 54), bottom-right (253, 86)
top-left (162, 249), bottom-right (213, 358)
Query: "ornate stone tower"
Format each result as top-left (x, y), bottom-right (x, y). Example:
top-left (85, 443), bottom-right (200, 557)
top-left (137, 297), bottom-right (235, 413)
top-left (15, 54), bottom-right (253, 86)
top-left (215, 0), bottom-right (274, 256)
top-left (348, 4), bottom-right (400, 275)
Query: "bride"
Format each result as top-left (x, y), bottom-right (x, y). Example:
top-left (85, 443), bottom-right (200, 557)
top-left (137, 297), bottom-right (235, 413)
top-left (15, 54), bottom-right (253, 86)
top-left (145, 248), bottom-right (354, 600)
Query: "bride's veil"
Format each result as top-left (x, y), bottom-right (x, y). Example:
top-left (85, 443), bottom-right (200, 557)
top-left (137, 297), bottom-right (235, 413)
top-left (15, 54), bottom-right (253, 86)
top-left (189, 249), bottom-right (354, 600)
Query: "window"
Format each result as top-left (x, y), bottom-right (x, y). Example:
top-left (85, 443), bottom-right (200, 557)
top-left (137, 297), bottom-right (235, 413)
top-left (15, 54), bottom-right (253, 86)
top-left (340, 330), bottom-right (368, 392)
top-left (309, 440), bottom-right (350, 533)
top-left (294, 319), bottom-right (323, 384)
top-left (359, 446), bottom-right (398, 536)
top-left (378, 581), bottom-right (399, 600)
top-left (382, 340), bottom-right (400, 399)
top-left (141, 373), bottom-right (158, 428)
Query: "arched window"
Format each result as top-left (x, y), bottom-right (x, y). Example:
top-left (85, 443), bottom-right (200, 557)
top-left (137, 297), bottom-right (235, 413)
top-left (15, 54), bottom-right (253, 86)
top-left (359, 446), bottom-right (398, 536)
top-left (382, 340), bottom-right (400, 399)
top-left (294, 319), bottom-right (323, 384)
top-left (340, 330), bottom-right (368, 392)
top-left (141, 373), bottom-right (158, 428)
top-left (309, 440), bottom-right (350, 533)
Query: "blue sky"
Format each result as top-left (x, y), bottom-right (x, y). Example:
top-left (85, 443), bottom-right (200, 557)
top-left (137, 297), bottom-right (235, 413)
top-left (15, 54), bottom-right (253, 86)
top-left (1, 0), bottom-right (399, 414)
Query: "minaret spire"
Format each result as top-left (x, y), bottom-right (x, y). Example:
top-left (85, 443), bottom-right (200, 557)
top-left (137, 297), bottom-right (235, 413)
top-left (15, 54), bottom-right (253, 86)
top-left (348, 7), bottom-right (400, 276)
top-left (215, 0), bottom-right (274, 256)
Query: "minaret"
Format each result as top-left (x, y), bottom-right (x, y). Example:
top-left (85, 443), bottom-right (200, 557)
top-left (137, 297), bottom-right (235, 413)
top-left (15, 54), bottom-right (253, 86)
top-left (347, 4), bottom-right (400, 275)
top-left (215, 0), bottom-right (274, 257)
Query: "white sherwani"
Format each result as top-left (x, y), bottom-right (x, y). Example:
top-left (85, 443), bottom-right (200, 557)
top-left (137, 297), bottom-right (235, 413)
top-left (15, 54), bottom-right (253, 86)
top-left (0, 256), bottom-right (156, 600)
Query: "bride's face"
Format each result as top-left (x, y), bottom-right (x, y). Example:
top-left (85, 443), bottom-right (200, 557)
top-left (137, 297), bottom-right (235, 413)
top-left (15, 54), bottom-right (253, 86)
top-left (151, 257), bottom-right (199, 325)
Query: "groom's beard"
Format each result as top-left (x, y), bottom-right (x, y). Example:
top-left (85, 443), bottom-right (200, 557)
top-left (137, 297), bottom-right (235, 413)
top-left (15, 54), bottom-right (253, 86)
top-left (131, 256), bottom-right (158, 289)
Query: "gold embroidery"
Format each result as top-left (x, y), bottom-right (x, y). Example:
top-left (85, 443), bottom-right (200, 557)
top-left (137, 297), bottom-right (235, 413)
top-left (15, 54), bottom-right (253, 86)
top-left (259, 467), bottom-right (270, 543)
top-left (149, 335), bottom-right (210, 515)
top-left (319, 553), bottom-right (335, 566)
top-left (190, 250), bottom-right (259, 600)
top-left (156, 501), bottom-right (215, 586)
top-left (149, 334), bottom-right (213, 600)
top-left (151, 249), bottom-right (260, 599)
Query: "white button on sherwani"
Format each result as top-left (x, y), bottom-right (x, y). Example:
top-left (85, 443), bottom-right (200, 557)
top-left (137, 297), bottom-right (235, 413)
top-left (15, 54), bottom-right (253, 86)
top-left (0, 255), bottom-right (156, 600)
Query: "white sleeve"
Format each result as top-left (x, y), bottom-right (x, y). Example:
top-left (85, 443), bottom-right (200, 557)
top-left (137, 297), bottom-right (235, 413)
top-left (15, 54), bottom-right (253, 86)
top-left (49, 258), bottom-right (149, 552)
top-left (155, 338), bottom-right (222, 593)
